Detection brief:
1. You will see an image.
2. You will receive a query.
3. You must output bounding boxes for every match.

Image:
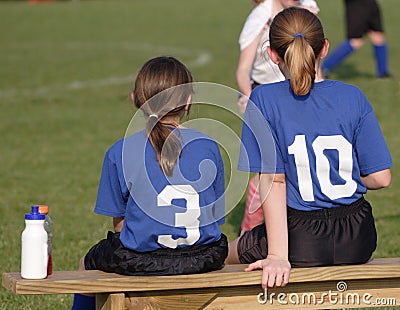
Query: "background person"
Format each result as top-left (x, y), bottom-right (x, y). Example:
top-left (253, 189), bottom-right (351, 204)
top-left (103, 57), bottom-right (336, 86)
top-left (322, 0), bottom-right (390, 78)
top-left (226, 7), bottom-right (392, 289)
top-left (236, 0), bottom-right (320, 235)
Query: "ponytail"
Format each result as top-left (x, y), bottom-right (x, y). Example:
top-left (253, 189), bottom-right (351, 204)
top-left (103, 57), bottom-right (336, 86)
top-left (269, 7), bottom-right (325, 96)
top-left (144, 105), bottom-right (184, 177)
top-left (285, 34), bottom-right (316, 95)
top-left (133, 56), bottom-right (193, 176)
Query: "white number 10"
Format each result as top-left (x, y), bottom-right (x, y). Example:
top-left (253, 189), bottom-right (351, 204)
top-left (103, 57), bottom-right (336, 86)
top-left (288, 135), bottom-right (357, 201)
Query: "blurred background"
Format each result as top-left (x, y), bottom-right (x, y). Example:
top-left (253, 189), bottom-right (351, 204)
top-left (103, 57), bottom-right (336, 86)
top-left (0, 0), bottom-right (399, 308)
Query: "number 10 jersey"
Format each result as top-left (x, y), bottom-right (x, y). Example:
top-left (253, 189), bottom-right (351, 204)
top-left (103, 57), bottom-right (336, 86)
top-left (238, 80), bottom-right (392, 211)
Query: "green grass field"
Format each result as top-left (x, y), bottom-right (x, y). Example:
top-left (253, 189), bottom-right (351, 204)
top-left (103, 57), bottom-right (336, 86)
top-left (0, 0), bottom-right (399, 309)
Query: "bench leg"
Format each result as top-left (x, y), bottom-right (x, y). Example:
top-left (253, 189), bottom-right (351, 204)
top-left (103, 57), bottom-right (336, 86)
top-left (96, 293), bottom-right (125, 310)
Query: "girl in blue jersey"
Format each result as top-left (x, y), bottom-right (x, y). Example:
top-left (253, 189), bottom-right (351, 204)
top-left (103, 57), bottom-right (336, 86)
top-left (72, 56), bottom-right (227, 309)
top-left (225, 7), bottom-right (392, 289)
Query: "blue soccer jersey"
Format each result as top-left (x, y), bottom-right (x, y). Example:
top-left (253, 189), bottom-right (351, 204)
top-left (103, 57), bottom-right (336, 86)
top-left (238, 80), bottom-right (392, 211)
top-left (95, 128), bottom-right (225, 252)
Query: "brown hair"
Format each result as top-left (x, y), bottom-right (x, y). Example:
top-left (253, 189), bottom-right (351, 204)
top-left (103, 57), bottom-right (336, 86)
top-left (269, 7), bottom-right (325, 96)
top-left (133, 56), bottom-right (193, 176)
top-left (252, 0), bottom-right (265, 5)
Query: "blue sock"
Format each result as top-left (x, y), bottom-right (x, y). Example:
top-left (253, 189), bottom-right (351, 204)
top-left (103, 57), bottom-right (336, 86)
top-left (374, 43), bottom-right (388, 77)
top-left (71, 294), bottom-right (95, 310)
top-left (322, 40), bottom-right (354, 72)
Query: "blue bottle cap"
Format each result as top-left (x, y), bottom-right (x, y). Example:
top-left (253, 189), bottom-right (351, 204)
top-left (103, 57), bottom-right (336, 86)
top-left (25, 206), bottom-right (45, 220)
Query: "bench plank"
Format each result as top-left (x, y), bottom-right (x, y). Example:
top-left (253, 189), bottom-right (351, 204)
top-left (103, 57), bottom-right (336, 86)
top-left (2, 258), bottom-right (400, 295)
top-left (3, 258), bottom-right (400, 309)
top-left (120, 277), bottom-right (400, 309)
top-left (203, 279), bottom-right (400, 309)
top-left (96, 293), bottom-right (125, 310)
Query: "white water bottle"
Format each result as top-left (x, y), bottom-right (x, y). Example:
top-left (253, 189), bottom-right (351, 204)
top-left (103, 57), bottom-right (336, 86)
top-left (21, 206), bottom-right (48, 279)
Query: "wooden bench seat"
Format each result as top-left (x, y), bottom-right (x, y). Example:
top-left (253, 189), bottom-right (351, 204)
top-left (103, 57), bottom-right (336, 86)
top-left (3, 257), bottom-right (400, 309)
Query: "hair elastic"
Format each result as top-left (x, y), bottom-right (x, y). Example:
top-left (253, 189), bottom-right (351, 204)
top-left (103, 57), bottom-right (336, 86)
top-left (149, 114), bottom-right (158, 119)
top-left (294, 33), bottom-right (305, 39)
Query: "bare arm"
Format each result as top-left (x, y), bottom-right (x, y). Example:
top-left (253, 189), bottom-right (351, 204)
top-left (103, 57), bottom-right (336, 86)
top-left (236, 32), bottom-right (263, 114)
top-left (361, 169), bottom-right (391, 189)
top-left (245, 173), bottom-right (291, 288)
top-left (113, 217), bottom-right (124, 232)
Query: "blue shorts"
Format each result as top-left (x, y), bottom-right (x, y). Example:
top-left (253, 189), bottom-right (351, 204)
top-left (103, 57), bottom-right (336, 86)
top-left (237, 197), bottom-right (377, 267)
top-left (84, 232), bottom-right (228, 275)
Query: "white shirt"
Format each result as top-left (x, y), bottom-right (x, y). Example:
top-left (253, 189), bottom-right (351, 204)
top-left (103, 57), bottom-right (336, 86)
top-left (238, 0), bottom-right (319, 84)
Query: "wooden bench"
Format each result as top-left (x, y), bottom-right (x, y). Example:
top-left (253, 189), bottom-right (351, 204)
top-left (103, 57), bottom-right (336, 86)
top-left (3, 257), bottom-right (400, 309)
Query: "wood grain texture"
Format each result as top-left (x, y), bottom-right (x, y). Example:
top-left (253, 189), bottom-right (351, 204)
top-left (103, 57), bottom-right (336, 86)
top-left (96, 293), bottom-right (125, 310)
top-left (105, 278), bottom-right (400, 310)
top-left (2, 258), bottom-right (400, 295)
top-left (3, 258), bottom-right (400, 309)
top-left (121, 278), bottom-right (400, 309)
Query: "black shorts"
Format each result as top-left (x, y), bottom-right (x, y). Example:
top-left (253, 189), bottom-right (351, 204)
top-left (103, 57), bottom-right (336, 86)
top-left (251, 80), bottom-right (261, 89)
top-left (237, 197), bottom-right (377, 267)
top-left (345, 0), bottom-right (384, 38)
top-left (84, 232), bottom-right (228, 276)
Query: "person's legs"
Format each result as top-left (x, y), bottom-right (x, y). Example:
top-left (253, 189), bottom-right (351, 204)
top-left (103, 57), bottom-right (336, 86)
top-left (71, 294), bottom-right (95, 310)
top-left (322, 0), bottom-right (366, 77)
top-left (287, 207), bottom-right (334, 267)
top-left (79, 256), bottom-right (85, 271)
top-left (148, 234), bottom-right (228, 275)
top-left (366, 0), bottom-right (389, 77)
top-left (322, 39), bottom-right (361, 77)
top-left (229, 223), bottom-right (268, 264)
top-left (334, 198), bottom-right (377, 264)
top-left (240, 176), bottom-right (264, 234)
top-left (373, 43), bottom-right (389, 77)
top-left (85, 231), bottom-right (228, 275)
top-left (289, 199), bottom-right (376, 267)
top-left (71, 257), bottom-right (95, 310)
top-left (369, 30), bottom-right (386, 46)
top-left (225, 238), bottom-right (241, 264)
top-left (73, 231), bottom-right (131, 309)
top-left (229, 199), bottom-right (377, 268)
top-left (232, 208), bottom-right (336, 267)
top-left (369, 31), bottom-right (389, 77)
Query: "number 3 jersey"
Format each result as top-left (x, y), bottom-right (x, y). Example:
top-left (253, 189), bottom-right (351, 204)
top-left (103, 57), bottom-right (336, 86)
top-left (95, 128), bottom-right (225, 252)
top-left (238, 80), bottom-right (392, 211)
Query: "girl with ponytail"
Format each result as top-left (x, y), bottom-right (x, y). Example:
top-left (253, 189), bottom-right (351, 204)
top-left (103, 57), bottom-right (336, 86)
top-left (72, 56), bottom-right (228, 309)
top-left (227, 7), bottom-right (392, 290)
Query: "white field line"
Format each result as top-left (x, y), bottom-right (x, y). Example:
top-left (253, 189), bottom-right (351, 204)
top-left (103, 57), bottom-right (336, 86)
top-left (0, 43), bottom-right (212, 99)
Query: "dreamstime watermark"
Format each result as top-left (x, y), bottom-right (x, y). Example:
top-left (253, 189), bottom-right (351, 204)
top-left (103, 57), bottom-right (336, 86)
top-left (257, 281), bottom-right (398, 307)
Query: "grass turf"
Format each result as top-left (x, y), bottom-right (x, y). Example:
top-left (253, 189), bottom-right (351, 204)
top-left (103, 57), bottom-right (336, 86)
top-left (0, 0), bottom-right (399, 308)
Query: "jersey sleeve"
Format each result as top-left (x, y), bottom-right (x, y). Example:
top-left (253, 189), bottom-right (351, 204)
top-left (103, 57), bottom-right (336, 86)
top-left (355, 99), bottom-right (392, 175)
top-left (94, 148), bottom-right (129, 218)
top-left (238, 95), bottom-right (279, 173)
top-left (213, 147), bottom-right (225, 225)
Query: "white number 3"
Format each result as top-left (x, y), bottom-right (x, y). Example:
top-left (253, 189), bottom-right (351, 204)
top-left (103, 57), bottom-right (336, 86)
top-left (157, 185), bottom-right (201, 248)
top-left (288, 135), bottom-right (357, 201)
